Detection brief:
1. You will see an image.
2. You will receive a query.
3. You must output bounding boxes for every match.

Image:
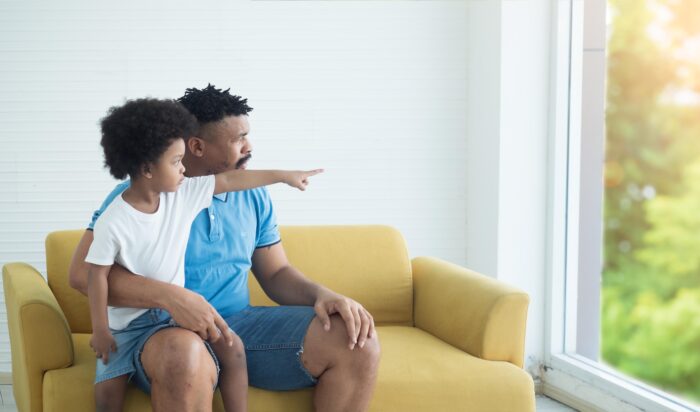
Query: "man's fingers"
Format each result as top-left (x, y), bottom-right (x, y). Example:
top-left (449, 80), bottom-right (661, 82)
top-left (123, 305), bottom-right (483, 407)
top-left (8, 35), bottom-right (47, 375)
top-left (353, 306), bottom-right (362, 342)
top-left (369, 312), bottom-right (376, 339)
top-left (337, 304), bottom-right (357, 350)
top-left (206, 322), bottom-right (221, 343)
top-left (102, 351), bottom-right (110, 365)
top-left (314, 304), bottom-right (332, 332)
top-left (197, 329), bottom-right (209, 341)
top-left (358, 310), bottom-right (371, 349)
top-left (215, 315), bottom-right (235, 347)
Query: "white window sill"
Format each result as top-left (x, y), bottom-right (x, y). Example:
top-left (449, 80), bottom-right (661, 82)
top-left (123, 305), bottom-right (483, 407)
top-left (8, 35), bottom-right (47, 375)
top-left (543, 354), bottom-right (699, 412)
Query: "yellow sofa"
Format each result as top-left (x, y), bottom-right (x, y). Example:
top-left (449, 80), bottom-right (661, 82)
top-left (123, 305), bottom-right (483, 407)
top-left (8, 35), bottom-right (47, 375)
top-left (3, 226), bottom-right (534, 412)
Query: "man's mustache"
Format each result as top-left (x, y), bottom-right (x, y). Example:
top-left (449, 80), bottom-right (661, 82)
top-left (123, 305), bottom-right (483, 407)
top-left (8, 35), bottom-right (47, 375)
top-left (236, 154), bottom-right (252, 168)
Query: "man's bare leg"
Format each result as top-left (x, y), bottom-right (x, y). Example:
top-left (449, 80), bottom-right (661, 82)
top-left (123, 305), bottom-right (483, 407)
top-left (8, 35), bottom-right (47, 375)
top-left (301, 315), bottom-right (381, 412)
top-left (141, 328), bottom-right (218, 412)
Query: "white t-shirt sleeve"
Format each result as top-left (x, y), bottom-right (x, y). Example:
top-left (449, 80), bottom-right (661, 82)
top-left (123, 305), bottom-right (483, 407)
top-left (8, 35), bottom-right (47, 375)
top-left (85, 218), bottom-right (119, 266)
top-left (179, 175), bottom-right (215, 214)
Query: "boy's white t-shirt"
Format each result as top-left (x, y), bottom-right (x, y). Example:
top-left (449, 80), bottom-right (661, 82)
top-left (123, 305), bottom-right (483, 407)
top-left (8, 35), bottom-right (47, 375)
top-left (85, 175), bottom-right (216, 330)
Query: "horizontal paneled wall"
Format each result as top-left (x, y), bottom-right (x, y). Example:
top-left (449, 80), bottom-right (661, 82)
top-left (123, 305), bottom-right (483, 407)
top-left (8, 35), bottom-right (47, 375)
top-left (0, 0), bottom-right (472, 373)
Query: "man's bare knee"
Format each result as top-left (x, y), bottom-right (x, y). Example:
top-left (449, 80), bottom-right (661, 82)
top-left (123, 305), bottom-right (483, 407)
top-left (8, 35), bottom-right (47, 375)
top-left (353, 334), bottom-right (381, 376)
top-left (142, 328), bottom-right (217, 390)
top-left (301, 315), bottom-right (367, 377)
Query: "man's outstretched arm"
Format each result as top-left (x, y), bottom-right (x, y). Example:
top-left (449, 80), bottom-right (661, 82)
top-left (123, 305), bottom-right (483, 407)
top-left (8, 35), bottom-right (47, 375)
top-left (251, 242), bottom-right (376, 350)
top-left (68, 229), bottom-right (234, 344)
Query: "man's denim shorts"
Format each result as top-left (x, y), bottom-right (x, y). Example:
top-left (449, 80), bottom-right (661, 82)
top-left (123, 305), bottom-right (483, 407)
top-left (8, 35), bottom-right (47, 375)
top-left (97, 305), bottom-right (318, 393)
top-left (225, 305), bottom-right (318, 391)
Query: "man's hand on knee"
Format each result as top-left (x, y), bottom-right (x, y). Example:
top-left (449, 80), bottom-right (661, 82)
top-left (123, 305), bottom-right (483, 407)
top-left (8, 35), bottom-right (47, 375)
top-left (313, 290), bottom-right (376, 350)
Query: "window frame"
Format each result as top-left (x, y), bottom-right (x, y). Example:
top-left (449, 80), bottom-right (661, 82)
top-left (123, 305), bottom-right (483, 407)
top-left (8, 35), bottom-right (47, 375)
top-left (542, 1), bottom-right (700, 411)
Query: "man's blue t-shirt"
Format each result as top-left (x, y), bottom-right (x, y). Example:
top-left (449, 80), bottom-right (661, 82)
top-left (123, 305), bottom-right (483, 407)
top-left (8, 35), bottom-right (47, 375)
top-left (88, 181), bottom-right (281, 318)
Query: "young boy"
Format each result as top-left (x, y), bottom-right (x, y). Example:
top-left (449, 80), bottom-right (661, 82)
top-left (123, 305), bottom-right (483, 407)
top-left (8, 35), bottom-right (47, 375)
top-left (85, 98), bottom-right (321, 412)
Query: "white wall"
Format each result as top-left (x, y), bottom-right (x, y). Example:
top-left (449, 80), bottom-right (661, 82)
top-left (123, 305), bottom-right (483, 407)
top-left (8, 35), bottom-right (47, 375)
top-left (0, 0), bottom-right (556, 382)
top-left (497, 0), bottom-right (552, 381)
top-left (0, 0), bottom-right (471, 375)
top-left (465, 0), bottom-right (553, 381)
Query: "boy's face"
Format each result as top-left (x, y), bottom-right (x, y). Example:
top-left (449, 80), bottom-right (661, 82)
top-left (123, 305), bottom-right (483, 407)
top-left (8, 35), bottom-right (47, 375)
top-left (150, 138), bottom-right (186, 192)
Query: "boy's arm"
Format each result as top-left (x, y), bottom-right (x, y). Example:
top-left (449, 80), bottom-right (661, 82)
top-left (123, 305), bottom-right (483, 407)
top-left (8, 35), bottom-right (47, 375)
top-left (69, 230), bottom-right (234, 345)
top-left (213, 169), bottom-right (323, 195)
top-left (87, 263), bottom-right (111, 334)
top-left (87, 263), bottom-right (118, 363)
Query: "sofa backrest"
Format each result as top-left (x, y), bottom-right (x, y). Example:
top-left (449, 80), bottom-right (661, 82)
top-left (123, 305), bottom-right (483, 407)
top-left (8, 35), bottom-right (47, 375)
top-left (45, 225), bottom-right (413, 333)
top-left (251, 225), bottom-right (413, 325)
top-left (46, 230), bottom-right (92, 333)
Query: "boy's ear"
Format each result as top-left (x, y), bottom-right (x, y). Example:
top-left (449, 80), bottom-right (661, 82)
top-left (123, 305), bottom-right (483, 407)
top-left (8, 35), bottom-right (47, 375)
top-left (187, 136), bottom-right (205, 157)
top-left (141, 164), bottom-right (153, 179)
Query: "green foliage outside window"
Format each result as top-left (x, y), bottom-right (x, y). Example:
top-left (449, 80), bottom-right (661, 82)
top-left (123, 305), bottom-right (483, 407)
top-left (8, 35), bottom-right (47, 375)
top-left (601, 0), bottom-right (700, 403)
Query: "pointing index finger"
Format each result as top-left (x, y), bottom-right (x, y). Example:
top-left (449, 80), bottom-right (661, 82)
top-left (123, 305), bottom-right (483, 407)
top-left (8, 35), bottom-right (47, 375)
top-left (306, 169), bottom-right (324, 177)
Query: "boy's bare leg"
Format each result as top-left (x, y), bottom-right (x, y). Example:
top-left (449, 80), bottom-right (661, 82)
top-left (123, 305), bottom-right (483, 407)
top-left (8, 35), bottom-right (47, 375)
top-left (301, 315), bottom-right (381, 412)
top-left (94, 375), bottom-right (128, 412)
top-left (209, 332), bottom-right (248, 412)
top-left (141, 328), bottom-right (218, 412)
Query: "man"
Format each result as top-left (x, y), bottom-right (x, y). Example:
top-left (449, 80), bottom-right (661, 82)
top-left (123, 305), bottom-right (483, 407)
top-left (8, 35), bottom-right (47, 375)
top-left (69, 84), bottom-right (380, 412)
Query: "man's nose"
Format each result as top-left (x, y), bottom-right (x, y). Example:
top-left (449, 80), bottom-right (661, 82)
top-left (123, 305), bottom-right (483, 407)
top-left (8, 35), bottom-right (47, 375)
top-left (242, 139), bottom-right (252, 154)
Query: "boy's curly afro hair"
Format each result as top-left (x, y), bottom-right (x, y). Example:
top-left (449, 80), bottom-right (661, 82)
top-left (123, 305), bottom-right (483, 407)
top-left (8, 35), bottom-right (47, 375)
top-left (100, 98), bottom-right (197, 180)
top-left (177, 84), bottom-right (253, 124)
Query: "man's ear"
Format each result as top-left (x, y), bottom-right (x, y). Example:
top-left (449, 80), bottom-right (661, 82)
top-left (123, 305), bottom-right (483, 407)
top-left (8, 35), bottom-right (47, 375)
top-left (187, 136), bottom-right (205, 157)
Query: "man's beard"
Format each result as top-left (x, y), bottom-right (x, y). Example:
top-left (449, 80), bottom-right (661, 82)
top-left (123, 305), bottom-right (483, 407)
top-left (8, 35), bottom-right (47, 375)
top-left (236, 154), bottom-right (252, 169)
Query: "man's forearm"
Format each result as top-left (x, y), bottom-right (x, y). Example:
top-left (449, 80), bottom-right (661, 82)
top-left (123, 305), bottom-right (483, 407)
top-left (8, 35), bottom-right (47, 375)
top-left (76, 262), bottom-right (177, 309)
top-left (104, 266), bottom-right (179, 309)
top-left (259, 265), bottom-right (326, 306)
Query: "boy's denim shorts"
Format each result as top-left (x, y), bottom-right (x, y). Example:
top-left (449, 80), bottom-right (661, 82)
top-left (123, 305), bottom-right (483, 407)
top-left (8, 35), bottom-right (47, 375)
top-left (97, 305), bottom-right (318, 394)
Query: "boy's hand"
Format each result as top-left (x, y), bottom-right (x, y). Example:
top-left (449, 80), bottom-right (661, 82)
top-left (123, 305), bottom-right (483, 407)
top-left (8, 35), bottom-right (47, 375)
top-left (283, 169), bottom-right (324, 191)
top-left (90, 329), bottom-right (117, 365)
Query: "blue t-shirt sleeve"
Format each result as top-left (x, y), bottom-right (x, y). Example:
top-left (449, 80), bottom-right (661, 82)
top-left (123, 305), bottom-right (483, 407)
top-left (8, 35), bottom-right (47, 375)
top-left (87, 181), bottom-right (131, 230)
top-left (255, 187), bottom-right (281, 248)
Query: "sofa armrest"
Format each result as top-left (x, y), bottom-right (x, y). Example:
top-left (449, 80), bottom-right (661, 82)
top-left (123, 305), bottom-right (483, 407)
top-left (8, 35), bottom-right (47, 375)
top-left (3, 262), bottom-right (74, 412)
top-left (412, 257), bottom-right (529, 368)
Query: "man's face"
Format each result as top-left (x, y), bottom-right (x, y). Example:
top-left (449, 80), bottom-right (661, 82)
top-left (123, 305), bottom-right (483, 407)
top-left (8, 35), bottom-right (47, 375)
top-left (202, 115), bottom-right (253, 174)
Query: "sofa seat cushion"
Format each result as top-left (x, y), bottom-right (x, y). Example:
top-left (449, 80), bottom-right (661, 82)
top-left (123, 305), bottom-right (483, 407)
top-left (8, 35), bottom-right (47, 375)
top-left (371, 326), bottom-right (535, 412)
top-left (43, 327), bottom-right (533, 412)
top-left (43, 334), bottom-right (152, 412)
top-left (44, 335), bottom-right (317, 412)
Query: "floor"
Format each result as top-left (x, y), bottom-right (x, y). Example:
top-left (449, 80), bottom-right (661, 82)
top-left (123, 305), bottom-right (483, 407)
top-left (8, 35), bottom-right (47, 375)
top-left (0, 384), bottom-right (578, 411)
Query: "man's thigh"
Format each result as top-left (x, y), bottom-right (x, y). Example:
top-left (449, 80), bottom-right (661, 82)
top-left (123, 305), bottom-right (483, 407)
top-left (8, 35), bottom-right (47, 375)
top-left (226, 305), bottom-right (317, 391)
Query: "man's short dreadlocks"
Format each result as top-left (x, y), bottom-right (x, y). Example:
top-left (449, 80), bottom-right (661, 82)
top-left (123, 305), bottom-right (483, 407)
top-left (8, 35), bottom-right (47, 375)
top-left (177, 84), bottom-right (253, 124)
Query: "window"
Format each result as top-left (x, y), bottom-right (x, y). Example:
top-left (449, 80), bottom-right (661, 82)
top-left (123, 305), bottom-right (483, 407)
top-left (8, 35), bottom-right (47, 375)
top-left (544, 1), bottom-right (700, 411)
